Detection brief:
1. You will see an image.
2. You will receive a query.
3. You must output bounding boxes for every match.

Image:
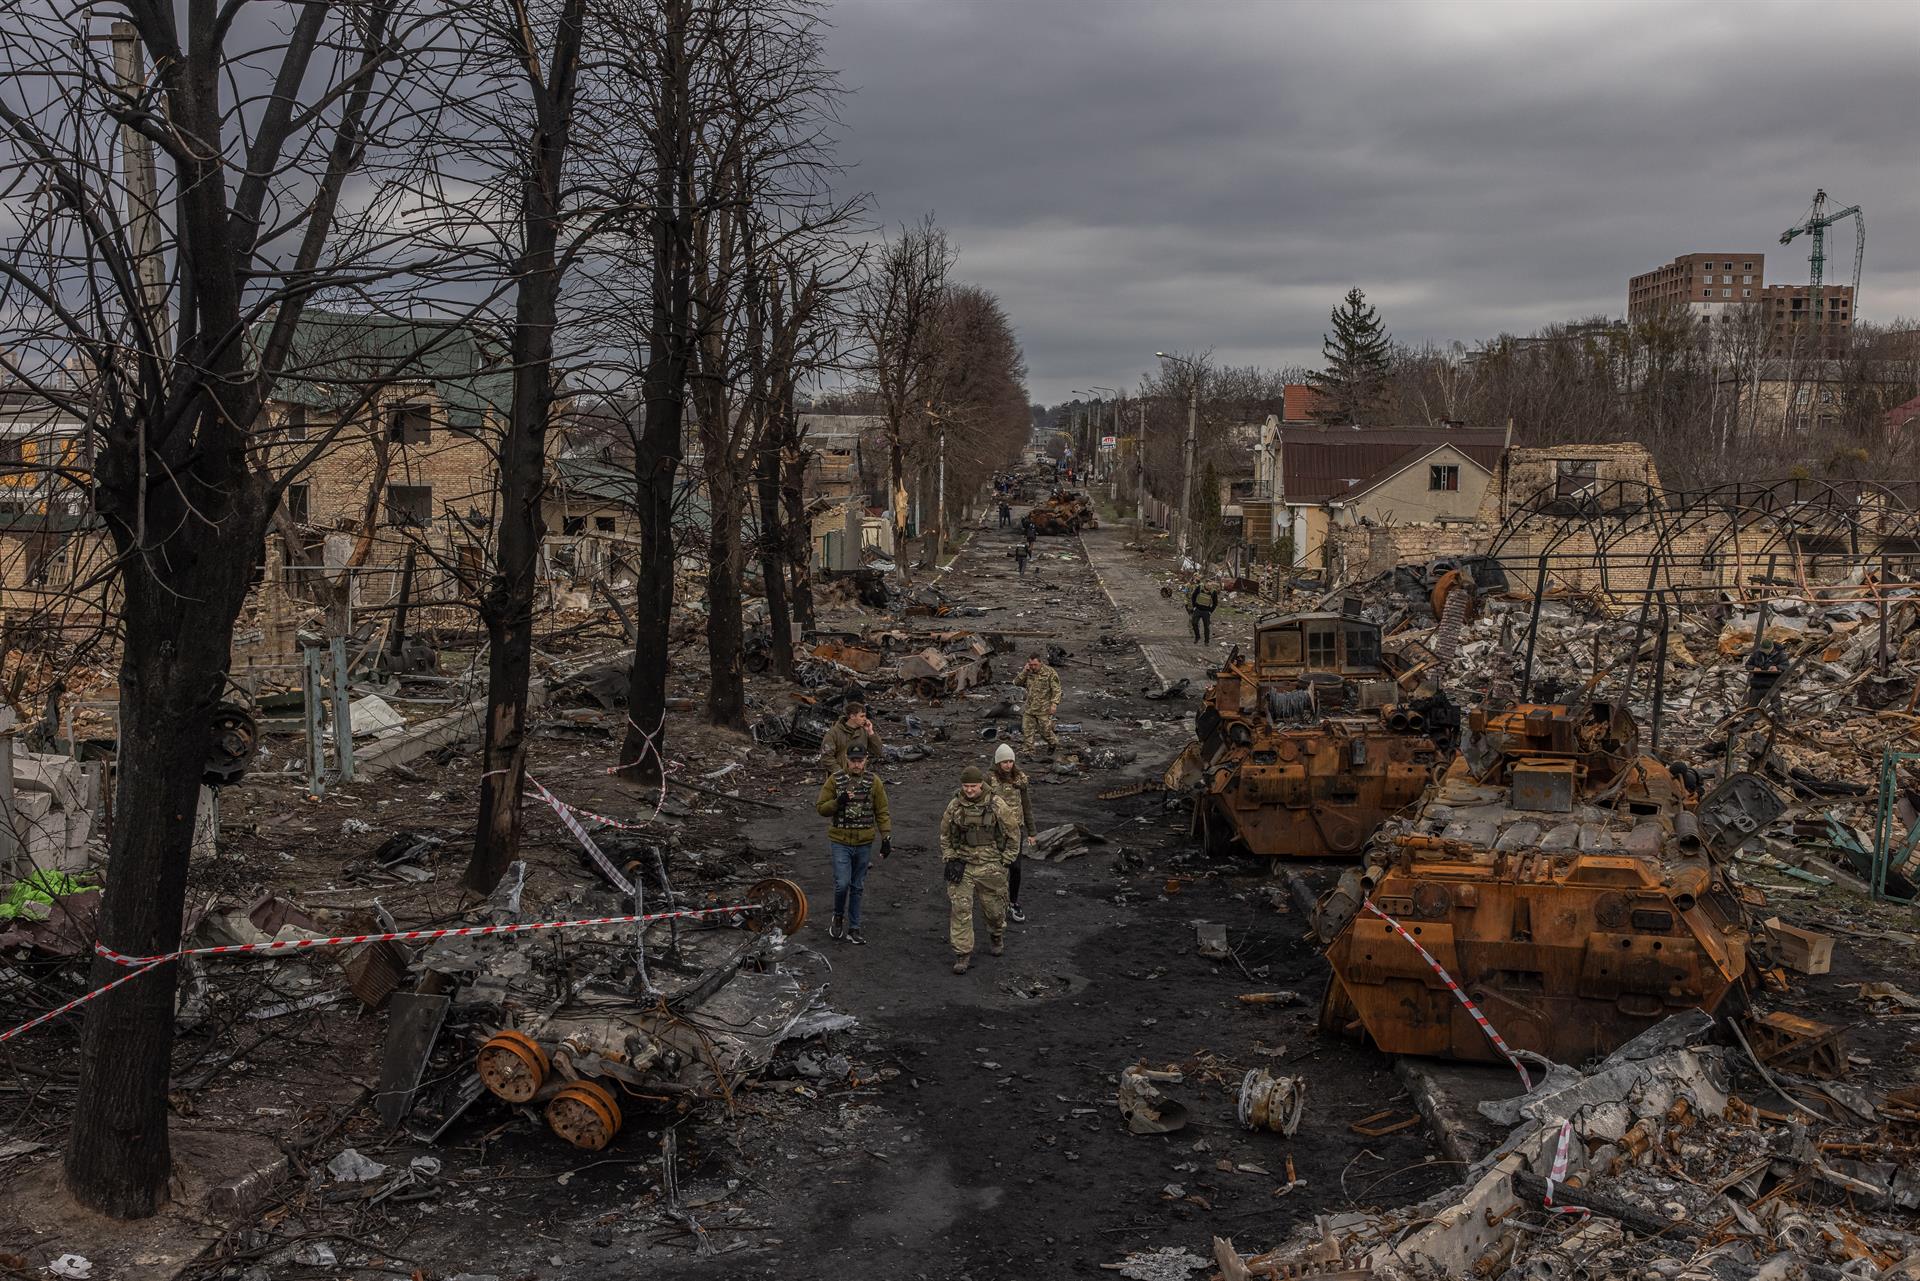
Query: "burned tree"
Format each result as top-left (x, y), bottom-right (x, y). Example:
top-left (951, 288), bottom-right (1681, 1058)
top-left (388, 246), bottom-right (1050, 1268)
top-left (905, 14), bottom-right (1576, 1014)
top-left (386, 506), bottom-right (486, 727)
top-left (455, 0), bottom-right (594, 894)
top-left (0, 2), bottom-right (456, 1216)
top-left (617, 0), bottom-right (852, 755)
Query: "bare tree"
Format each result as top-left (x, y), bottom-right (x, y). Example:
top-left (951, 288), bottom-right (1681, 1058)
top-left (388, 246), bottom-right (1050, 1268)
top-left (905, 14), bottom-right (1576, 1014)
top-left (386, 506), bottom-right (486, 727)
top-left (456, 0), bottom-right (595, 894)
top-left (855, 217), bottom-right (954, 574)
top-left (0, 0), bottom-right (462, 1216)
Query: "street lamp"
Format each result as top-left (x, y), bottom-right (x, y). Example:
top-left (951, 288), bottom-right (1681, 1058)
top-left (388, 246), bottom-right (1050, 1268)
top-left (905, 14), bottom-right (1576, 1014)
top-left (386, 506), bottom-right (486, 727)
top-left (1155, 351), bottom-right (1202, 561)
top-left (1082, 385), bottom-right (1119, 486)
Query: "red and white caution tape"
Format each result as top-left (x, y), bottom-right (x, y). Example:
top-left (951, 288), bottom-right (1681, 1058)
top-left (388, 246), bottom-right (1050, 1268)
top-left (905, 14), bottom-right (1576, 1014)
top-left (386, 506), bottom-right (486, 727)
top-left (0, 959), bottom-right (168, 1045)
top-left (1541, 1117), bottom-right (1588, 1216)
top-left (1362, 900), bottom-right (1534, 1090)
top-left (2, 903), bottom-right (755, 1044)
top-left (528, 777), bottom-right (635, 897)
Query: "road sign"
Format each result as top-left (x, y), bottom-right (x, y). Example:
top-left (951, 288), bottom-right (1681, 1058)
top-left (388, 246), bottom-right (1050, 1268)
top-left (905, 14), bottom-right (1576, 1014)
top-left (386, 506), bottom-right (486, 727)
top-left (1101, 435), bottom-right (1116, 448)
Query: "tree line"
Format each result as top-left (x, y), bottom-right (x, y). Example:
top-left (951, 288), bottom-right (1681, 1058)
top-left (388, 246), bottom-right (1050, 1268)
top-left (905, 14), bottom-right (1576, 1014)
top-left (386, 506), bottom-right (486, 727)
top-left (1048, 286), bottom-right (1920, 530)
top-left (0, 0), bottom-right (1026, 1218)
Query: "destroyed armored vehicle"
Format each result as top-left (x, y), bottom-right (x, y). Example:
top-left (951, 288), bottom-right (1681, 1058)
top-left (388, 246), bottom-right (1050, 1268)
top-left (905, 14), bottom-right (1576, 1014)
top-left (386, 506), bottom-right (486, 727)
top-left (1027, 489), bottom-right (1097, 535)
top-left (393, 875), bottom-right (816, 1152)
top-left (1314, 700), bottom-right (1785, 1066)
top-left (1166, 609), bottom-right (1457, 858)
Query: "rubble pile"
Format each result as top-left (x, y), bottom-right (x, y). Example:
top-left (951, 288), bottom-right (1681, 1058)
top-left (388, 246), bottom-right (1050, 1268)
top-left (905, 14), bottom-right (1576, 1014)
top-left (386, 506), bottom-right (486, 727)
top-left (1212, 1011), bottom-right (1920, 1281)
top-left (1368, 580), bottom-right (1920, 894)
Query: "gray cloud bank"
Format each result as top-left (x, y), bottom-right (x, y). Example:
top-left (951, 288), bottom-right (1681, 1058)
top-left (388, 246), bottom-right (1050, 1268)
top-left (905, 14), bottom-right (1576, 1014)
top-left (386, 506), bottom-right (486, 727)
top-left (824, 0), bottom-right (1920, 404)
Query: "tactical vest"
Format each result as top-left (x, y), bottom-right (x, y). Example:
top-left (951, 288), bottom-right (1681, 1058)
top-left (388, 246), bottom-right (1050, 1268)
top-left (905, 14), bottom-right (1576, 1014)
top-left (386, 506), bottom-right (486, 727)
top-left (950, 797), bottom-right (999, 848)
top-left (835, 771), bottom-right (876, 829)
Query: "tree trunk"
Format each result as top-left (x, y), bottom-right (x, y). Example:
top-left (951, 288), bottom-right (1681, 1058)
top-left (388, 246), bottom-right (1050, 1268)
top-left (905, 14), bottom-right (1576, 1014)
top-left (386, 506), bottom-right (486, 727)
top-left (781, 435), bottom-right (814, 630)
top-left (65, 524), bottom-right (260, 1216)
top-left (464, 0), bottom-right (585, 895)
top-left (704, 479), bottom-right (747, 728)
top-left (755, 435), bottom-right (795, 679)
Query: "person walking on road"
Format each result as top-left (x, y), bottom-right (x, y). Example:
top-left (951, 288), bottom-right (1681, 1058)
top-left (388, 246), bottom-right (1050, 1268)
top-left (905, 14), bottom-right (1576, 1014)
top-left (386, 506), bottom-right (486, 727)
top-left (1188, 580), bottom-right (1221, 645)
top-left (815, 745), bottom-right (890, 943)
top-left (986, 743), bottom-right (1035, 922)
top-left (998, 499), bottom-right (1012, 528)
top-left (1011, 542), bottom-right (1030, 576)
top-left (820, 700), bottom-right (884, 773)
top-left (1015, 655), bottom-right (1061, 755)
top-left (941, 766), bottom-right (1018, 973)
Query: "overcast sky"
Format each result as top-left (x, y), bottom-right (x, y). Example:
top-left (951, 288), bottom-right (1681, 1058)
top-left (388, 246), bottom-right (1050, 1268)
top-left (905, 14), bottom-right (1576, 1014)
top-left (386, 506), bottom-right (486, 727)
top-left (824, 0), bottom-right (1920, 407)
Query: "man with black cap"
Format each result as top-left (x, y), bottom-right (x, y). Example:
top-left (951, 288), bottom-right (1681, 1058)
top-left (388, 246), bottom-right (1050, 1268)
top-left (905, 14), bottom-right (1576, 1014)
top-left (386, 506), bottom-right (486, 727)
top-left (815, 743), bottom-right (890, 944)
top-left (939, 765), bottom-right (1017, 974)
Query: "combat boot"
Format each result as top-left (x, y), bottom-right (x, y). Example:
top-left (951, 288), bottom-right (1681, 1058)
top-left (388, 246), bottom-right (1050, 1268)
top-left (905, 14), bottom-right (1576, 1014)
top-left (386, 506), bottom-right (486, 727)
top-left (952, 954), bottom-right (971, 975)
top-left (989, 935), bottom-right (1005, 957)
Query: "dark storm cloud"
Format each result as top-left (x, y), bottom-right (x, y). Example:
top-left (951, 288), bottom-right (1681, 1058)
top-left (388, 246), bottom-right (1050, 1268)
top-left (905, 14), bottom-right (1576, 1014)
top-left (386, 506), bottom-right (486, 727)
top-left (823, 0), bottom-right (1920, 404)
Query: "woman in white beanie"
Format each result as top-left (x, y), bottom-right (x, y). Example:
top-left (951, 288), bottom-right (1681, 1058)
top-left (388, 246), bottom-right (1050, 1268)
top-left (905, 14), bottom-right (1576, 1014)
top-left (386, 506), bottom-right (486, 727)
top-left (986, 742), bottom-right (1036, 922)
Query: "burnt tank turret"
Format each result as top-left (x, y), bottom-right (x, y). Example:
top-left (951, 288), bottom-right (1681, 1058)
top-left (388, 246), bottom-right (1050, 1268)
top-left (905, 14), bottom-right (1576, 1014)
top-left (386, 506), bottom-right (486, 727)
top-left (1313, 700), bottom-right (1783, 1066)
top-left (1166, 609), bottom-right (1457, 859)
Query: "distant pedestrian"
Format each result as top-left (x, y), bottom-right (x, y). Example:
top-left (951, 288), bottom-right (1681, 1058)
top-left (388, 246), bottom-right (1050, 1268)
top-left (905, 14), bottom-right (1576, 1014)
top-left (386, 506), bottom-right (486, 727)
top-left (941, 766), bottom-right (1018, 974)
top-left (998, 500), bottom-right (1012, 528)
top-left (820, 701), bottom-right (884, 773)
top-left (1015, 655), bottom-right (1061, 755)
top-left (1188, 580), bottom-right (1221, 645)
top-left (1021, 514), bottom-right (1037, 541)
top-left (815, 745), bottom-right (890, 944)
top-left (1011, 543), bottom-right (1030, 575)
top-left (986, 743), bottom-right (1035, 922)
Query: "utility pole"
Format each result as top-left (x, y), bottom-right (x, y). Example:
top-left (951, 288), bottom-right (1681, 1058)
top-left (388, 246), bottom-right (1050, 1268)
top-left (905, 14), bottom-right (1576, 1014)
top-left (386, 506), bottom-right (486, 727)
top-left (108, 22), bottom-right (166, 348)
top-left (1133, 399), bottom-right (1147, 548)
top-left (1179, 378), bottom-right (1197, 560)
top-left (936, 424), bottom-right (946, 553)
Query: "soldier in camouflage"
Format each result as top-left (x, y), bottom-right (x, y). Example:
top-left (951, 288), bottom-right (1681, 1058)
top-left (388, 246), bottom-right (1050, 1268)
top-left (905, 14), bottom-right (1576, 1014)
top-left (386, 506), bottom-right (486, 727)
top-left (940, 766), bottom-right (1018, 974)
top-left (1015, 655), bottom-right (1061, 755)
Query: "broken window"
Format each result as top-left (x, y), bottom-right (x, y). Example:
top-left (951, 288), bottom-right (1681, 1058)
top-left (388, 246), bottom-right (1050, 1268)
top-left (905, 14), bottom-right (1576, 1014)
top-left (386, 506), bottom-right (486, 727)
top-left (386, 484), bottom-right (432, 526)
top-left (1555, 459), bottom-right (1601, 499)
top-left (1257, 624), bottom-right (1301, 666)
top-left (1305, 623), bottom-right (1338, 668)
top-left (283, 483), bottom-right (310, 525)
top-left (1429, 464), bottom-right (1459, 492)
top-left (1344, 625), bottom-right (1380, 669)
top-left (387, 403), bottom-right (431, 444)
top-left (285, 403), bottom-right (307, 440)
top-left (0, 437), bottom-right (23, 470)
top-left (594, 515), bottom-right (615, 533)
top-left (562, 515), bottom-right (586, 535)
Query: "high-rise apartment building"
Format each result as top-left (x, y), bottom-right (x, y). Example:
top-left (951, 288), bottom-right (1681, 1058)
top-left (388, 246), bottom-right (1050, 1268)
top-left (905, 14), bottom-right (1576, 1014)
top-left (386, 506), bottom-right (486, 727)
top-left (1627, 251), bottom-right (1852, 357)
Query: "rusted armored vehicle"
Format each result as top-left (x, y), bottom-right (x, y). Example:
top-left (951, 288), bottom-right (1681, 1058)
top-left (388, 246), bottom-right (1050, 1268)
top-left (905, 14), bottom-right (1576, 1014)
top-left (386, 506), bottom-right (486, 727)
top-left (1166, 610), bottom-right (1456, 858)
top-left (1028, 489), bottom-right (1097, 534)
top-left (1314, 701), bottom-right (1783, 1065)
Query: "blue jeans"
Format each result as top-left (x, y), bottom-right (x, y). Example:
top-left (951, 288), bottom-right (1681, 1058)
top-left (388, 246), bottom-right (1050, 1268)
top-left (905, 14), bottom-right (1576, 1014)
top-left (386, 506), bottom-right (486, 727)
top-left (830, 841), bottom-right (873, 927)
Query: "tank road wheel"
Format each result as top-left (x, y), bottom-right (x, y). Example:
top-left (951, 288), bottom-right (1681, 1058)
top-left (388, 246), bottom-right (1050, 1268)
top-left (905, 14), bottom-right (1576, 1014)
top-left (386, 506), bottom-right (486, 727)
top-left (547, 1080), bottom-right (623, 1151)
top-left (746, 877), bottom-right (809, 935)
top-left (476, 1030), bottom-right (550, 1103)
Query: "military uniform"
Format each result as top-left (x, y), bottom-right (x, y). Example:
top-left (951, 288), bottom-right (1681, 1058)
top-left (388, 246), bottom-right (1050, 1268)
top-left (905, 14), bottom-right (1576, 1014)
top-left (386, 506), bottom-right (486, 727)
top-left (987, 762), bottom-right (1033, 914)
top-left (941, 787), bottom-right (1017, 964)
top-left (1015, 662), bottom-right (1061, 751)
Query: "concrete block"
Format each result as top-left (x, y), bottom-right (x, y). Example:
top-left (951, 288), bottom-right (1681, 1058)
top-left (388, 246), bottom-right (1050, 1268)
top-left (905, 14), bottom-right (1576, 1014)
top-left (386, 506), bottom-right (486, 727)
top-left (65, 807), bottom-right (92, 851)
top-left (12, 790), bottom-right (53, 823)
top-left (14, 751), bottom-right (84, 811)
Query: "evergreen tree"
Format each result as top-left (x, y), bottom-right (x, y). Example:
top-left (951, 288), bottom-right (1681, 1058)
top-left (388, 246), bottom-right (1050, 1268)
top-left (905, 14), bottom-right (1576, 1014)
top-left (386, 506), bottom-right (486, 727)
top-left (1309, 287), bottom-right (1393, 425)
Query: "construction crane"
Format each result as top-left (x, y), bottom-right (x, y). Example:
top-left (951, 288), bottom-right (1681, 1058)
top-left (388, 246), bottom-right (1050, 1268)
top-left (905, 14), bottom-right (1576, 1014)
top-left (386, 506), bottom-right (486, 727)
top-left (1779, 188), bottom-right (1865, 334)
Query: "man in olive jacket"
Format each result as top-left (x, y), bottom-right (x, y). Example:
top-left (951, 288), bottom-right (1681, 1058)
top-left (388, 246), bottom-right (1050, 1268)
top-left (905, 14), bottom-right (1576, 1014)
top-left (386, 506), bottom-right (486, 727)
top-left (820, 701), bottom-right (884, 773)
top-left (814, 744), bottom-right (890, 944)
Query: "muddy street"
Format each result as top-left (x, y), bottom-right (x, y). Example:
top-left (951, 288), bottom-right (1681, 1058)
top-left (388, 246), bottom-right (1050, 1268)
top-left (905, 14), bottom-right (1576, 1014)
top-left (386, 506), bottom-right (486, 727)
top-left (305, 516), bottom-right (1454, 1281)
